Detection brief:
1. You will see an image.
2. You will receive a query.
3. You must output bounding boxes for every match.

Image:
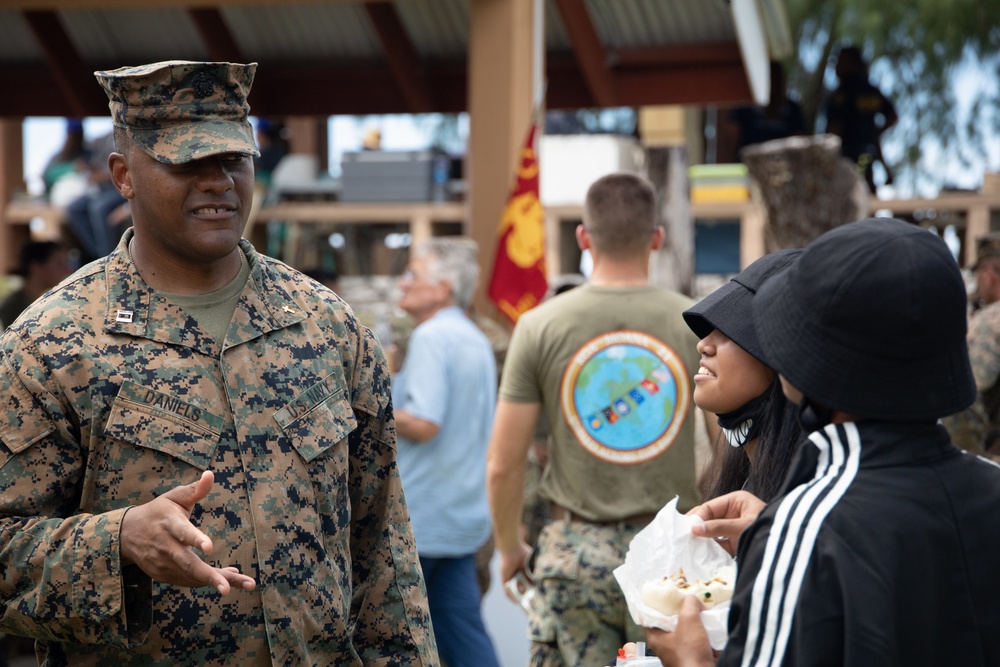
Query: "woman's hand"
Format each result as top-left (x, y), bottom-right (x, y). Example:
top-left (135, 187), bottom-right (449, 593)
top-left (687, 490), bottom-right (766, 556)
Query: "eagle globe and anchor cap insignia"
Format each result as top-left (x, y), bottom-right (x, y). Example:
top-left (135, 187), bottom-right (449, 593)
top-left (560, 330), bottom-right (690, 464)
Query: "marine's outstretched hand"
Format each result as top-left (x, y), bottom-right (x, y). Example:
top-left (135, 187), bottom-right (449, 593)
top-left (120, 470), bottom-right (257, 595)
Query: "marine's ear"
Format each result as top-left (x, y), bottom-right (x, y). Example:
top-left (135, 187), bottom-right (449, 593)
top-left (109, 152), bottom-right (135, 200)
top-left (650, 225), bottom-right (665, 251)
top-left (575, 223), bottom-right (591, 251)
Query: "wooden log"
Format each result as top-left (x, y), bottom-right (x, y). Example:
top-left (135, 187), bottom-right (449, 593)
top-left (741, 134), bottom-right (869, 251)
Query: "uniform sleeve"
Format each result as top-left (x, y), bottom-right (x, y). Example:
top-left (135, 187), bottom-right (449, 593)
top-left (0, 340), bottom-right (151, 649)
top-left (345, 326), bottom-right (439, 666)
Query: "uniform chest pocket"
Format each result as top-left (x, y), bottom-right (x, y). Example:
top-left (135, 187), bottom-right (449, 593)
top-left (104, 380), bottom-right (223, 470)
top-left (273, 376), bottom-right (356, 463)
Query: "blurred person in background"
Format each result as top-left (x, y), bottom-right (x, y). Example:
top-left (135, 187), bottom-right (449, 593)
top-left (393, 237), bottom-right (501, 667)
top-left (0, 240), bottom-right (71, 330)
top-left (42, 118), bottom-right (90, 199)
top-left (487, 172), bottom-right (707, 666)
top-left (64, 131), bottom-right (130, 263)
top-left (942, 232), bottom-right (1000, 460)
top-left (824, 44), bottom-right (898, 193)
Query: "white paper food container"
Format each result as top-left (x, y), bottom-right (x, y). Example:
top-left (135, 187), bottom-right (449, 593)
top-left (613, 496), bottom-right (735, 651)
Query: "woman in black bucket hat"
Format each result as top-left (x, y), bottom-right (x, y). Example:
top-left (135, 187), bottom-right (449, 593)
top-left (645, 218), bottom-right (1000, 667)
top-left (682, 249), bottom-right (805, 513)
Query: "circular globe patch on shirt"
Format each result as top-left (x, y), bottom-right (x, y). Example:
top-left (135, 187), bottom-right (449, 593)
top-left (560, 330), bottom-right (690, 464)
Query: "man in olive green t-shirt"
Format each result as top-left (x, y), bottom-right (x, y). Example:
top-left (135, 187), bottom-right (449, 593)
top-left (487, 172), bottom-right (710, 667)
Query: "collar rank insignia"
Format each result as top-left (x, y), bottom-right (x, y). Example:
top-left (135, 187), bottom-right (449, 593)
top-left (115, 310), bottom-right (134, 323)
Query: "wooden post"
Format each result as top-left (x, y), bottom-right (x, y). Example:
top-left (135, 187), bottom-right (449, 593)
top-left (467, 0), bottom-right (538, 316)
top-left (646, 145), bottom-right (693, 296)
top-left (284, 116), bottom-right (323, 158)
top-left (642, 106), bottom-right (693, 295)
top-left (0, 118), bottom-right (26, 274)
top-left (965, 203), bottom-right (990, 268)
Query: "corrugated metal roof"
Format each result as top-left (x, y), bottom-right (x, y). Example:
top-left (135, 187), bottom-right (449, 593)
top-left (0, 11), bottom-right (42, 61)
top-left (396, 0), bottom-right (469, 60)
top-left (1, 0), bottom-right (750, 65)
top-left (0, 0), bottom-right (782, 115)
top-left (562, 0), bottom-right (735, 50)
top-left (63, 8), bottom-right (209, 64)
top-left (223, 3), bottom-right (383, 62)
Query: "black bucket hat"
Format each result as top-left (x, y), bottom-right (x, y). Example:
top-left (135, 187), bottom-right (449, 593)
top-left (683, 249), bottom-right (802, 365)
top-left (753, 217), bottom-right (975, 421)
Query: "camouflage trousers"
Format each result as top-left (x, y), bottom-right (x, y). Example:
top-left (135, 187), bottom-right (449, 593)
top-left (525, 518), bottom-right (646, 667)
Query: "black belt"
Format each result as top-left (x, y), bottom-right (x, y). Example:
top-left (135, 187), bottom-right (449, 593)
top-left (550, 502), bottom-right (656, 527)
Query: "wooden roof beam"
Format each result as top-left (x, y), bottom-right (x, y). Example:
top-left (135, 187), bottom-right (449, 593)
top-left (544, 55), bottom-right (752, 108)
top-left (2, 0), bottom-right (314, 8)
top-left (614, 41), bottom-right (746, 68)
top-left (553, 0), bottom-right (616, 107)
top-left (22, 10), bottom-right (108, 117)
top-left (363, 2), bottom-right (434, 114)
top-left (187, 8), bottom-right (246, 63)
top-left (0, 55), bottom-right (753, 117)
top-left (613, 42), bottom-right (752, 106)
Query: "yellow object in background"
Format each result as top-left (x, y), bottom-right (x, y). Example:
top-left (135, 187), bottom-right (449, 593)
top-left (688, 164), bottom-right (750, 203)
top-left (691, 185), bottom-right (750, 203)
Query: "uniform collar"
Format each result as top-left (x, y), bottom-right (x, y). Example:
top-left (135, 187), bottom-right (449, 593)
top-left (103, 229), bottom-right (305, 351)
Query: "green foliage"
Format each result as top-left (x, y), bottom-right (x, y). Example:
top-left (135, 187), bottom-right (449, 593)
top-left (782, 0), bottom-right (1000, 194)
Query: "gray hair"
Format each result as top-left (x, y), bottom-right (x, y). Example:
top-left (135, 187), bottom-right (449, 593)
top-left (414, 237), bottom-right (480, 309)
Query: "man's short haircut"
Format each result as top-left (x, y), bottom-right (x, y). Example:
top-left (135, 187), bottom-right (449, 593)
top-left (415, 237), bottom-right (480, 310)
top-left (582, 172), bottom-right (657, 257)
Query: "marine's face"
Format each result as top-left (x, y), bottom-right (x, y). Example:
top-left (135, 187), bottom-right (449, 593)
top-left (112, 145), bottom-right (254, 266)
top-left (975, 261), bottom-right (1000, 306)
top-left (693, 328), bottom-right (774, 414)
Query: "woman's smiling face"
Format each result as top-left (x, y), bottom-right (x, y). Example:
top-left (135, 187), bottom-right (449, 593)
top-left (693, 328), bottom-right (774, 414)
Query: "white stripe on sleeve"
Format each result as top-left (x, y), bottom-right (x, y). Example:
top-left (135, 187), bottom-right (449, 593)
top-left (740, 422), bottom-right (861, 667)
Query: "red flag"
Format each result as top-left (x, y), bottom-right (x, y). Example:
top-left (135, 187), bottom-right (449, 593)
top-left (488, 123), bottom-right (547, 324)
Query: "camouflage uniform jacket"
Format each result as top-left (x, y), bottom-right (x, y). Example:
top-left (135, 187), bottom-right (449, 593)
top-left (967, 300), bottom-right (1000, 453)
top-left (0, 233), bottom-right (437, 666)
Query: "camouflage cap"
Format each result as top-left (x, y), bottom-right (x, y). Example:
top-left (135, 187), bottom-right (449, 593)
top-left (973, 232), bottom-right (1000, 270)
top-left (94, 60), bottom-right (260, 164)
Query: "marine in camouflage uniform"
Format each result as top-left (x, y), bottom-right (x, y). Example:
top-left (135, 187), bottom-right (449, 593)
top-left (963, 303), bottom-right (1000, 459)
top-left (0, 61), bottom-right (437, 665)
top-left (488, 174), bottom-right (703, 667)
top-left (943, 233), bottom-right (1000, 460)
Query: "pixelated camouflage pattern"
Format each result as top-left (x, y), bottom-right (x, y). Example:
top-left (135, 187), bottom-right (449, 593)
top-left (0, 231), bottom-right (438, 666)
top-left (940, 397), bottom-right (987, 455)
top-left (525, 519), bottom-right (647, 667)
top-left (973, 232), bottom-right (1000, 270)
top-left (962, 300), bottom-right (1000, 455)
top-left (94, 60), bottom-right (260, 164)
